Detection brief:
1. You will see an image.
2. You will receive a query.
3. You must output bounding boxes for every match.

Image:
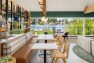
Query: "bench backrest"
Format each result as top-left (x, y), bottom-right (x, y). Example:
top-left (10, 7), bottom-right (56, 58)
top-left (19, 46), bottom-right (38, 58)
top-left (77, 36), bottom-right (92, 54)
top-left (92, 40), bottom-right (94, 56)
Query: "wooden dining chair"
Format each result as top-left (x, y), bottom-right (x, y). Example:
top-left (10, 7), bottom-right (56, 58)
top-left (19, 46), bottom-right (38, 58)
top-left (55, 35), bottom-right (62, 45)
top-left (50, 35), bottom-right (63, 55)
top-left (51, 40), bottom-right (70, 63)
top-left (50, 36), bottom-right (65, 58)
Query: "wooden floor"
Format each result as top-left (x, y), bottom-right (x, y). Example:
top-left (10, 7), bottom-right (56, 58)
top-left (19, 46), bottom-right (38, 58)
top-left (30, 42), bottom-right (89, 63)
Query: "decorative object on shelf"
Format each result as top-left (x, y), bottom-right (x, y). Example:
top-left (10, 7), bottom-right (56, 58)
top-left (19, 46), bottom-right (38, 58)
top-left (13, 21), bottom-right (18, 29)
top-left (0, 21), bottom-right (6, 38)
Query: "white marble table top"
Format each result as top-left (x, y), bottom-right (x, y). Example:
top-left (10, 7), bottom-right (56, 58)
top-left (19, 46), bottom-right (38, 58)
top-left (31, 43), bottom-right (58, 50)
top-left (37, 34), bottom-right (54, 40)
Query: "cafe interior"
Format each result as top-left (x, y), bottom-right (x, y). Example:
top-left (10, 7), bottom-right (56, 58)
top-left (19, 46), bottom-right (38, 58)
top-left (0, 0), bottom-right (94, 63)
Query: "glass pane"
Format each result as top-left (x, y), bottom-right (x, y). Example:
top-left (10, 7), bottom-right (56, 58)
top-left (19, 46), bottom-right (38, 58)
top-left (85, 18), bottom-right (94, 35)
top-left (65, 18), bottom-right (83, 35)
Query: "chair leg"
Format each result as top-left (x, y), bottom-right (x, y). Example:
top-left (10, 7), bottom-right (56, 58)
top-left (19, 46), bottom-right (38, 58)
top-left (53, 58), bottom-right (56, 63)
top-left (54, 58), bottom-right (58, 63)
top-left (52, 58), bottom-right (54, 63)
top-left (62, 58), bottom-right (66, 63)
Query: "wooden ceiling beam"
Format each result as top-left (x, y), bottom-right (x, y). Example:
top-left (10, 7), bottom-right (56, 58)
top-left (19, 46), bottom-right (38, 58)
top-left (42, 0), bottom-right (46, 17)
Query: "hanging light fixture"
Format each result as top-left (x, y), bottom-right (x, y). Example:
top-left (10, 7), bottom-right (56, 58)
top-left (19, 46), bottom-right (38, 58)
top-left (84, 4), bottom-right (94, 13)
top-left (41, 16), bottom-right (48, 23)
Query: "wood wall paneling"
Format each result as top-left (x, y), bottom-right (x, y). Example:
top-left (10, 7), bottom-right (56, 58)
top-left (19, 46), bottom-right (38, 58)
top-left (0, 0), bottom-right (2, 15)
top-left (6, 0), bottom-right (8, 20)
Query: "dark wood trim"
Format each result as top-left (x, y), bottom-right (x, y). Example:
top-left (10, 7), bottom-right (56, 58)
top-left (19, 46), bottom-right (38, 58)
top-left (6, 0), bottom-right (8, 20)
top-left (1, 43), bottom-right (3, 56)
top-left (19, 7), bottom-right (22, 29)
top-left (20, 7), bottom-right (21, 21)
top-left (90, 40), bottom-right (92, 55)
top-left (11, 1), bottom-right (12, 21)
top-left (43, 0), bottom-right (46, 16)
top-left (0, 0), bottom-right (2, 15)
top-left (10, 1), bottom-right (13, 30)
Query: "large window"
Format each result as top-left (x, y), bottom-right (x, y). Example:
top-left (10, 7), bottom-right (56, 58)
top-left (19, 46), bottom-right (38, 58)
top-left (30, 17), bottom-right (64, 34)
top-left (65, 18), bottom-right (83, 35)
top-left (30, 17), bottom-right (94, 36)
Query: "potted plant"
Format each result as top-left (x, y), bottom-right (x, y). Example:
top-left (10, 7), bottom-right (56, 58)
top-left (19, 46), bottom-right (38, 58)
top-left (0, 56), bottom-right (16, 63)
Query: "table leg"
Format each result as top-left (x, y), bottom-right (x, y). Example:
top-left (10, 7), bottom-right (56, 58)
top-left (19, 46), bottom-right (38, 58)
top-left (44, 40), bottom-right (47, 63)
top-left (44, 38), bottom-right (47, 63)
top-left (45, 40), bottom-right (47, 43)
top-left (44, 50), bottom-right (46, 63)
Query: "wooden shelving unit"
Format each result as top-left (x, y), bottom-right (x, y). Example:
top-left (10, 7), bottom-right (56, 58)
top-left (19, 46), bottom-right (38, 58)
top-left (0, 0), bottom-right (32, 59)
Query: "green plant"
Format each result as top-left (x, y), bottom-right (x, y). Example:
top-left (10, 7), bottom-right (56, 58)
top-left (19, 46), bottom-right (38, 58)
top-left (13, 21), bottom-right (18, 29)
top-left (66, 19), bottom-right (83, 35)
top-left (0, 56), bottom-right (12, 63)
top-left (31, 18), bottom-right (36, 24)
top-left (85, 18), bottom-right (94, 35)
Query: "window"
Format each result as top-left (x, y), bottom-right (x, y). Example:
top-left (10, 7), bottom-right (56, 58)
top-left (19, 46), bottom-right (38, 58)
top-left (85, 18), bottom-right (94, 35)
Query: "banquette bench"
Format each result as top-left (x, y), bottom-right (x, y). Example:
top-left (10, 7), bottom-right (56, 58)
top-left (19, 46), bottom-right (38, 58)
top-left (0, 32), bottom-right (36, 63)
top-left (12, 37), bottom-right (36, 63)
top-left (77, 36), bottom-right (94, 56)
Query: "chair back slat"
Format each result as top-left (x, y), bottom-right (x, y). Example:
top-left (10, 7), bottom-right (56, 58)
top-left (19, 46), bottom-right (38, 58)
top-left (63, 40), bottom-right (70, 58)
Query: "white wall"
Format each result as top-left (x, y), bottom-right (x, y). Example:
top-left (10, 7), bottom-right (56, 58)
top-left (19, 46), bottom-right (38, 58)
top-left (16, 0), bottom-right (94, 11)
